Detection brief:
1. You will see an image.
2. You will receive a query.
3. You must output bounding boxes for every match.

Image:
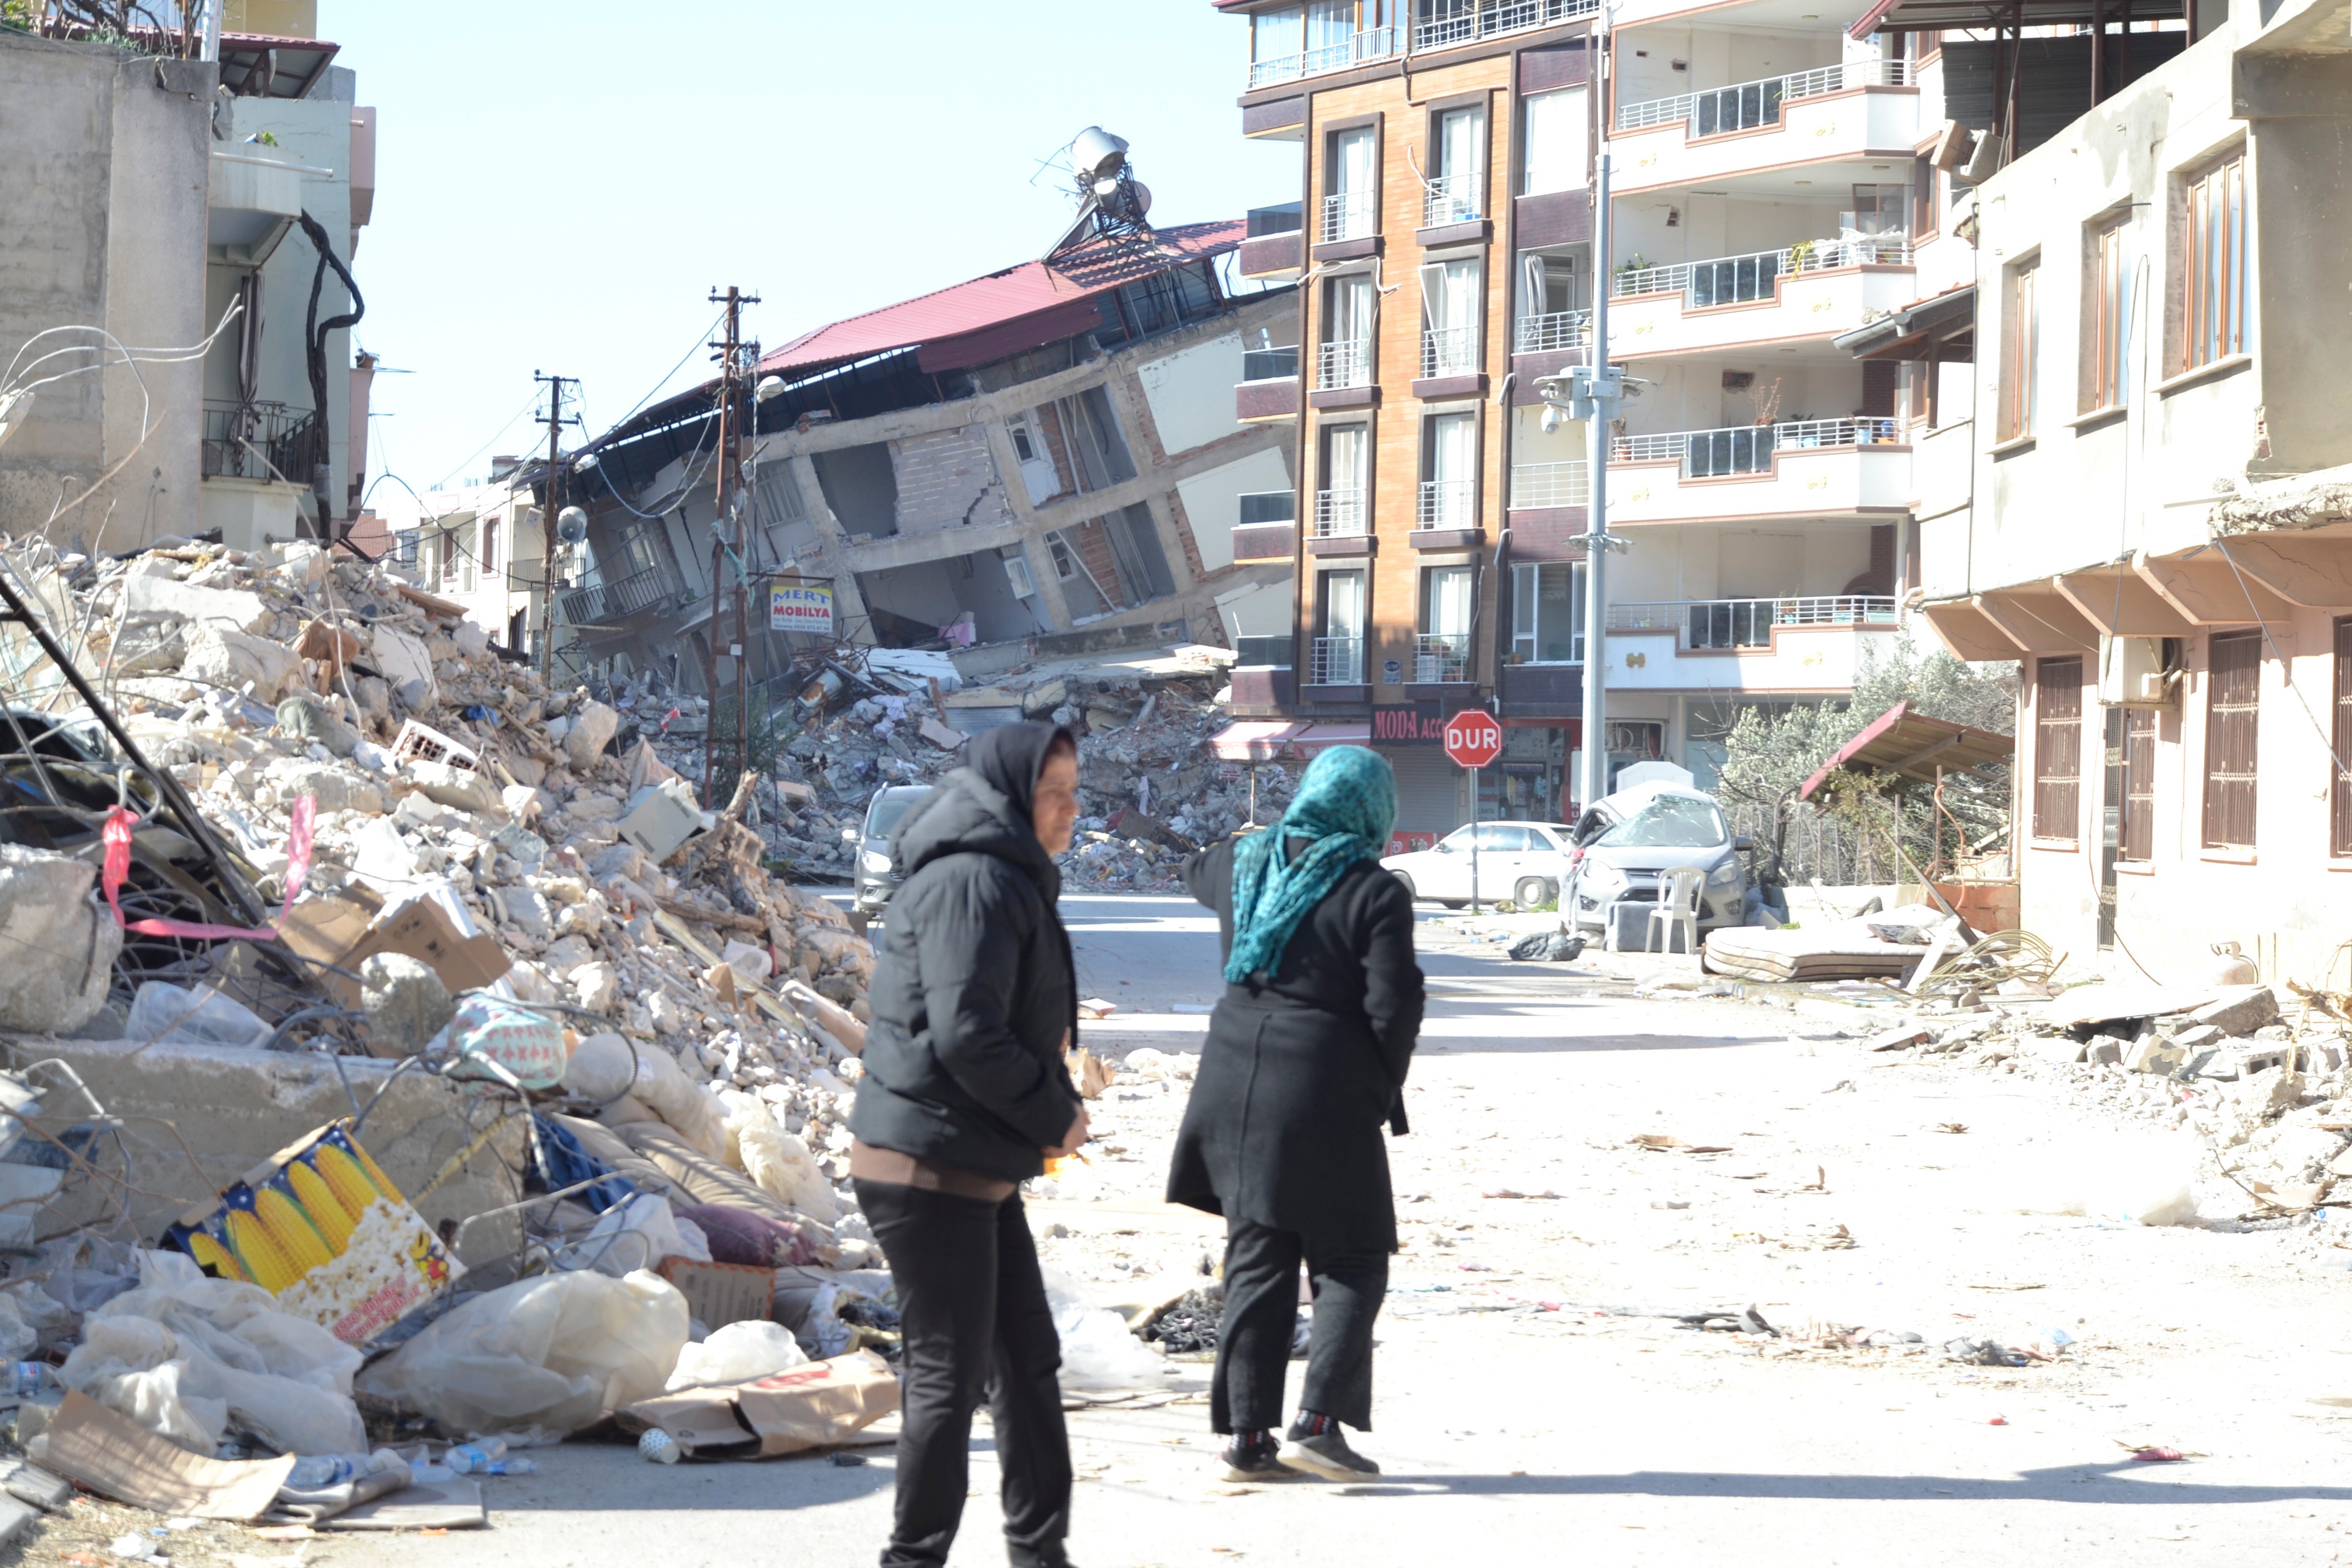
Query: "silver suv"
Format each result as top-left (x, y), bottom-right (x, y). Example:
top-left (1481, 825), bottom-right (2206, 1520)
top-left (849, 784), bottom-right (935, 918)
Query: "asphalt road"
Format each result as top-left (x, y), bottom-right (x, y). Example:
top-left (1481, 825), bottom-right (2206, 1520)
top-left (325, 893), bottom-right (2352, 1568)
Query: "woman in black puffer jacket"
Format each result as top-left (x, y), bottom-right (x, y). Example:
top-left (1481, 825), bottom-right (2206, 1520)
top-left (847, 721), bottom-right (1089, 1568)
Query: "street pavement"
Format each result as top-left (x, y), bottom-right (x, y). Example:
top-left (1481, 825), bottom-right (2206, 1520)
top-left (338, 892), bottom-right (2352, 1568)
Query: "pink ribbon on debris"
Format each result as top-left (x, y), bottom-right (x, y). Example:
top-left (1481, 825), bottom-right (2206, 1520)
top-left (102, 794), bottom-right (314, 943)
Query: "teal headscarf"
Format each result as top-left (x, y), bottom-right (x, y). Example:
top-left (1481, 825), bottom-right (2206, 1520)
top-left (1223, 745), bottom-right (1398, 984)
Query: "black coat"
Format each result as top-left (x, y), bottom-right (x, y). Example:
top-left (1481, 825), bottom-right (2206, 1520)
top-left (847, 769), bottom-right (1084, 1184)
top-left (1165, 837), bottom-right (1425, 1252)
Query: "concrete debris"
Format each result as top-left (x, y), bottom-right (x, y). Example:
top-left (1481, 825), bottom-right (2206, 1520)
top-left (357, 953), bottom-right (453, 1053)
top-left (0, 845), bottom-right (121, 1035)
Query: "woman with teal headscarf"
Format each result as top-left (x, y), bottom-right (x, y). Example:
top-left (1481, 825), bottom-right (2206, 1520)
top-left (1166, 745), bottom-right (1425, 1485)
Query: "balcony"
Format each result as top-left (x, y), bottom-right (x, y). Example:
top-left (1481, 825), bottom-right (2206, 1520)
top-left (559, 563), bottom-right (679, 629)
top-left (1418, 478), bottom-right (1476, 530)
top-left (1317, 339), bottom-right (1371, 391)
top-left (1233, 492), bottom-right (1299, 563)
top-left (1313, 487), bottom-right (1368, 537)
top-left (1510, 461), bottom-right (1590, 510)
top-left (1608, 240), bottom-right (1917, 357)
top-left (1514, 309), bottom-right (1591, 355)
top-left (1419, 325), bottom-right (1479, 380)
top-left (1236, 345), bottom-right (1303, 423)
top-left (1321, 189), bottom-right (1376, 244)
top-left (1412, 0), bottom-right (1598, 54)
top-left (1309, 635), bottom-right (1366, 687)
top-left (1603, 596), bottom-right (1902, 693)
top-left (1611, 60), bottom-right (1920, 196)
top-left (1240, 203), bottom-right (1304, 278)
top-left (1606, 419), bottom-right (1910, 525)
top-left (201, 400), bottom-right (317, 484)
top-left (1413, 631), bottom-right (1472, 684)
top-left (1248, 24), bottom-right (1400, 90)
top-left (1422, 174), bottom-right (1485, 230)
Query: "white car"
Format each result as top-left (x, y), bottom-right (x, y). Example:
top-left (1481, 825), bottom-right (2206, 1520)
top-left (1380, 820), bottom-right (1576, 909)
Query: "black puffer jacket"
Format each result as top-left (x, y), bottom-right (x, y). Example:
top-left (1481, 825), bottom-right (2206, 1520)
top-left (847, 768), bottom-right (1083, 1184)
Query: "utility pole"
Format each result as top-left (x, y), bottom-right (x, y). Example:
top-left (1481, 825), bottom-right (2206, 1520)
top-left (1579, 146), bottom-right (1614, 819)
top-left (701, 286), bottom-right (758, 808)
top-left (532, 370), bottom-right (579, 683)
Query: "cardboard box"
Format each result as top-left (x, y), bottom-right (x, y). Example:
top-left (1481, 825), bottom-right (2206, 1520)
top-left (323, 897), bottom-right (510, 1016)
top-left (616, 1350), bottom-right (900, 1460)
top-left (658, 1256), bottom-right (774, 1331)
top-left (166, 1120), bottom-right (464, 1347)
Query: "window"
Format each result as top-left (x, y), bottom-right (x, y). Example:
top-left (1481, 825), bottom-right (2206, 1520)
top-left (1420, 410), bottom-right (1477, 528)
top-left (480, 517), bottom-right (499, 575)
top-left (1047, 534), bottom-right (1079, 580)
top-left (1417, 565), bottom-right (1473, 681)
top-left (1522, 88), bottom-right (1588, 196)
top-left (2003, 257), bottom-right (2039, 440)
top-left (1510, 561), bottom-right (1585, 663)
top-left (1429, 105), bottom-right (1485, 225)
top-left (2181, 151), bottom-right (2248, 372)
top-left (2032, 655), bottom-right (2082, 841)
top-left (1848, 183), bottom-right (1910, 238)
top-left (2121, 706), bottom-right (2157, 862)
top-left (2335, 617), bottom-right (2352, 855)
top-left (2085, 217), bottom-right (2133, 412)
top-left (1319, 274), bottom-right (1374, 388)
top-left (1417, 258), bottom-right (1482, 377)
top-left (1472, 824), bottom-right (1531, 852)
top-left (1313, 569), bottom-right (1367, 684)
top-left (1316, 424), bottom-right (1368, 535)
top-left (2202, 629), bottom-right (2260, 849)
top-left (1910, 154), bottom-right (1936, 239)
top-left (1516, 250), bottom-right (1582, 353)
top-left (1325, 126), bottom-right (1377, 242)
top-left (1253, 5), bottom-right (1304, 65)
top-left (394, 531), bottom-right (418, 567)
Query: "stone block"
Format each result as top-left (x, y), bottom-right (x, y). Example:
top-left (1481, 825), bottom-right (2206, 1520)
top-left (408, 759), bottom-right (502, 815)
top-left (0, 845), bottom-right (121, 1035)
top-left (565, 699), bottom-right (620, 770)
top-left (2085, 1037), bottom-right (2125, 1067)
top-left (179, 626), bottom-right (299, 702)
top-left (122, 573), bottom-right (271, 632)
top-left (2186, 985), bottom-right (2281, 1039)
top-left (2126, 1033), bottom-right (2189, 1076)
top-left (266, 760), bottom-right (383, 816)
top-left (2169, 1023), bottom-right (2223, 1052)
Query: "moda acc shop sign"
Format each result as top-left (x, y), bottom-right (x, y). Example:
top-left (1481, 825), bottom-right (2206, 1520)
top-left (1370, 702), bottom-right (1481, 746)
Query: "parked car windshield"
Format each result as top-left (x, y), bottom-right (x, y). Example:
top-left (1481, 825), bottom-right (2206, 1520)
top-left (867, 791), bottom-right (928, 839)
top-left (1591, 794), bottom-right (1728, 850)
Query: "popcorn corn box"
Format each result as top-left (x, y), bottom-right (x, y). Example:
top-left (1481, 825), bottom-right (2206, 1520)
top-left (167, 1120), bottom-right (463, 1346)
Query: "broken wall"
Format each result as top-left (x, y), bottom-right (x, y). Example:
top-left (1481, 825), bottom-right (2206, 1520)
top-left (888, 424), bottom-right (1016, 535)
top-left (813, 444), bottom-right (898, 540)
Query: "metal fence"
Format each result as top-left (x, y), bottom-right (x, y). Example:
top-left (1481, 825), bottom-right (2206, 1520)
top-left (1420, 325), bottom-right (1479, 378)
top-left (1310, 636), bottom-right (1365, 685)
top-left (1317, 339), bottom-right (1372, 390)
top-left (1314, 488), bottom-right (1368, 536)
top-left (1414, 0), bottom-right (1599, 52)
top-left (1513, 309), bottom-right (1591, 354)
top-left (1418, 479), bottom-right (1476, 529)
top-left (1613, 240), bottom-right (1914, 304)
top-left (1423, 173), bottom-right (1484, 228)
top-left (1509, 461), bottom-right (1590, 509)
top-left (1616, 58), bottom-right (1915, 132)
top-left (1322, 189), bottom-right (1376, 243)
top-left (1616, 418), bottom-right (1901, 475)
top-left (1248, 24), bottom-right (1400, 88)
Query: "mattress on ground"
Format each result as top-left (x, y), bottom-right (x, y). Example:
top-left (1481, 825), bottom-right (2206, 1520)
top-left (1700, 921), bottom-right (1929, 982)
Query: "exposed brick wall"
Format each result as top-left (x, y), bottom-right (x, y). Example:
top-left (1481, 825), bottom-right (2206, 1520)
top-left (889, 425), bottom-right (1015, 535)
top-left (1067, 517), bottom-right (1129, 607)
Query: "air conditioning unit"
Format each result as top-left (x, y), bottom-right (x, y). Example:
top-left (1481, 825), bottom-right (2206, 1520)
top-left (1003, 555), bottom-right (1038, 599)
top-left (2097, 635), bottom-right (2179, 708)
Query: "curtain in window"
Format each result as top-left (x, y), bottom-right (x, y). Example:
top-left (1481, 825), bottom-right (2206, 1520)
top-left (1523, 89), bottom-right (1588, 196)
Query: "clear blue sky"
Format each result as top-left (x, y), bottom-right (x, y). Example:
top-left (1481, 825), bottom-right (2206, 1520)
top-left (337, 1), bottom-right (1296, 500)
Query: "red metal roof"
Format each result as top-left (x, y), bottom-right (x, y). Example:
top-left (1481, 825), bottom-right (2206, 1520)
top-left (1798, 700), bottom-right (2015, 800)
top-left (758, 220), bottom-right (1246, 380)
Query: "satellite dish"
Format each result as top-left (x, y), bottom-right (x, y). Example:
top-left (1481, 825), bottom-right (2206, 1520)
top-left (1071, 126), bottom-right (1129, 182)
top-left (556, 505), bottom-right (588, 544)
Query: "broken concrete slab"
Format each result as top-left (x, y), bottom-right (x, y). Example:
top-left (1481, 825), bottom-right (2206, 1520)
top-left (407, 758), bottom-right (503, 816)
top-left (2185, 986), bottom-right (2281, 1040)
top-left (2085, 1037), bottom-right (2126, 1068)
top-left (2126, 1034), bottom-right (2189, 1075)
top-left (618, 778), bottom-right (711, 865)
top-left (121, 573), bottom-right (272, 633)
top-left (565, 699), bottom-right (620, 771)
top-left (0, 844), bottom-right (121, 1035)
top-left (2028, 1034), bottom-right (2090, 1065)
top-left (180, 626), bottom-right (300, 702)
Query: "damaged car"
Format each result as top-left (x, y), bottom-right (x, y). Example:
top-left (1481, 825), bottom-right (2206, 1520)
top-left (1562, 782), bottom-right (1758, 946)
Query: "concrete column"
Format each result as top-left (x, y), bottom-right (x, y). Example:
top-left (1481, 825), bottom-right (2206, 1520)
top-left (978, 417), bottom-right (1077, 630)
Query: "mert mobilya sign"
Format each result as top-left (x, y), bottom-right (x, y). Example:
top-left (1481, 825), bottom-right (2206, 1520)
top-left (768, 582), bottom-right (835, 634)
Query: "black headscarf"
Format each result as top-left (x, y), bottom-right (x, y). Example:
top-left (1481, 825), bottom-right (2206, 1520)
top-left (965, 721), bottom-right (1075, 820)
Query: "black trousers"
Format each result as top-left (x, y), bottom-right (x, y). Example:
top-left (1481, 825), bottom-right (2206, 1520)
top-left (855, 1180), bottom-right (1070, 1568)
top-left (1212, 1219), bottom-right (1388, 1435)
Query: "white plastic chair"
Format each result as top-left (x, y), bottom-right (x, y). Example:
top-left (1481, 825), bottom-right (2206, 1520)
top-left (1646, 866), bottom-right (1706, 955)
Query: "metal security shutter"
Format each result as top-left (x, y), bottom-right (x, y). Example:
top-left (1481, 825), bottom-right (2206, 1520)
top-left (2203, 631), bottom-right (2260, 850)
top-left (2032, 656), bottom-right (2082, 842)
top-left (1385, 747), bottom-right (1461, 837)
top-left (2334, 617), bottom-right (2352, 856)
top-left (2121, 707), bottom-right (2157, 862)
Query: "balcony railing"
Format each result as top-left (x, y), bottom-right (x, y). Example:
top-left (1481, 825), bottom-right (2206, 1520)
top-left (1615, 58), bottom-right (1915, 134)
top-left (1514, 309), bottom-right (1591, 354)
top-left (1414, 631), bottom-right (1472, 682)
top-left (1248, 24), bottom-right (1400, 88)
top-left (1310, 635), bottom-right (1365, 685)
top-left (1615, 418), bottom-right (1901, 476)
top-left (1420, 325), bottom-right (1479, 379)
top-left (1241, 346), bottom-right (1301, 382)
top-left (200, 399), bottom-right (316, 483)
top-left (1321, 189), bottom-right (1376, 243)
top-left (1423, 172), bottom-right (1484, 228)
top-left (1413, 0), bottom-right (1599, 53)
top-left (1613, 239), bottom-right (1914, 304)
top-left (1510, 460), bottom-right (1590, 508)
top-left (1317, 339), bottom-right (1371, 390)
top-left (559, 562), bottom-right (678, 626)
top-left (1314, 487), bottom-right (1368, 537)
top-left (1608, 595), bottom-right (1899, 650)
top-left (1418, 478), bottom-right (1477, 529)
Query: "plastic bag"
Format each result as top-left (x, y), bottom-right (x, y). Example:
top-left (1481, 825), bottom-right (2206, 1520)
top-left (611, 1042), bottom-right (728, 1161)
top-left (353, 1268), bottom-right (689, 1438)
top-left (664, 1319), bottom-right (807, 1392)
top-left (556, 1193), bottom-right (710, 1277)
top-left (58, 1277), bottom-right (366, 1457)
top-left (124, 982), bottom-right (271, 1052)
top-left (720, 1092), bottom-right (840, 1226)
top-left (32, 1233), bottom-right (140, 1316)
top-left (0, 1292), bottom-right (37, 1362)
top-left (444, 994), bottom-right (567, 1091)
top-left (1041, 1270), bottom-right (1165, 1392)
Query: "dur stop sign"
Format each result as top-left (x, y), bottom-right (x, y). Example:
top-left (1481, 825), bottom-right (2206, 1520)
top-left (1442, 710), bottom-right (1503, 769)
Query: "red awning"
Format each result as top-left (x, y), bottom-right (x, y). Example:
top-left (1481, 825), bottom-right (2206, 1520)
top-left (1798, 701), bottom-right (2015, 800)
top-left (1290, 722), bottom-right (1373, 756)
top-left (1208, 720), bottom-right (1307, 762)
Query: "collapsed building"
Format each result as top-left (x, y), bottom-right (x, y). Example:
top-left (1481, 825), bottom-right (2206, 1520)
top-left (546, 144), bottom-right (1300, 702)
